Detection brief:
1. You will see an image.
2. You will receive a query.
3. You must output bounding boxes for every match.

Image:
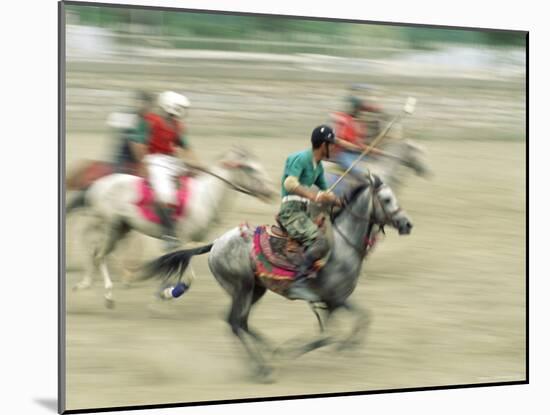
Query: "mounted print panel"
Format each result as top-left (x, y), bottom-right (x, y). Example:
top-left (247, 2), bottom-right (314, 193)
top-left (59, 1), bottom-right (527, 413)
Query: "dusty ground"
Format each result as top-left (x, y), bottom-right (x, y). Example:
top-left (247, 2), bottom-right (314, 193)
top-left (63, 47), bottom-right (526, 410)
top-left (64, 133), bottom-right (525, 410)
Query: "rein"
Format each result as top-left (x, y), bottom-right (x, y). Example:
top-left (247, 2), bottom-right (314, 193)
top-left (329, 182), bottom-right (374, 256)
top-left (329, 181), bottom-right (400, 256)
top-left (190, 165), bottom-right (260, 197)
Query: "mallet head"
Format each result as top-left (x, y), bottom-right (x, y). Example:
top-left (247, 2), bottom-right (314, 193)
top-left (404, 97), bottom-right (417, 115)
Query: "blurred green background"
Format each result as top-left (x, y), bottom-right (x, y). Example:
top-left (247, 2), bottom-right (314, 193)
top-left (67, 5), bottom-right (524, 55)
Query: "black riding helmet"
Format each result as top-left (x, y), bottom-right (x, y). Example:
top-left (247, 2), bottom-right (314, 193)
top-left (311, 125), bottom-right (336, 148)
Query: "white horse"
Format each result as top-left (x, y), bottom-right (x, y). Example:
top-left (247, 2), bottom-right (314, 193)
top-left (67, 147), bottom-right (276, 307)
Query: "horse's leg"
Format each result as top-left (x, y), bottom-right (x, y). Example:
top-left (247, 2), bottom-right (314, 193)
top-left (227, 281), bottom-right (272, 379)
top-left (275, 304), bottom-right (339, 359)
top-left (283, 301), bottom-right (370, 355)
top-left (337, 301), bottom-right (371, 350)
top-left (117, 232), bottom-right (142, 288)
top-left (156, 261), bottom-right (197, 301)
top-left (241, 284), bottom-right (273, 353)
top-left (73, 255), bottom-right (96, 290)
top-left (309, 301), bottom-right (329, 333)
top-left (73, 219), bottom-right (103, 291)
top-left (96, 221), bottom-right (129, 308)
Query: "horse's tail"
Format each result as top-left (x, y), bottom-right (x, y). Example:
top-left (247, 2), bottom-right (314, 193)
top-left (66, 190), bottom-right (88, 214)
top-left (140, 243), bottom-right (214, 283)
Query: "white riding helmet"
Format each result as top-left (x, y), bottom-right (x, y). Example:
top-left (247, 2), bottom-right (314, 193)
top-left (158, 91), bottom-right (191, 117)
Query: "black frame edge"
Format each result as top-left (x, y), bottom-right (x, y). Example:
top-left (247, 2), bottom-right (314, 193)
top-left (58, 1), bottom-right (67, 414)
top-left (525, 31), bottom-right (529, 385)
top-left (63, 380), bottom-right (528, 414)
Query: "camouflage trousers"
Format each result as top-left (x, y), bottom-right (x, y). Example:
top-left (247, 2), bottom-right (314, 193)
top-left (277, 201), bottom-right (319, 248)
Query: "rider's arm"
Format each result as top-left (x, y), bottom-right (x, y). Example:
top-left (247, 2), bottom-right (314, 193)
top-left (175, 134), bottom-right (204, 170)
top-left (335, 137), bottom-right (365, 153)
top-left (336, 137), bottom-right (386, 157)
top-left (313, 167), bottom-right (340, 205)
top-left (179, 134), bottom-right (189, 149)
top-left (315, 167), bottom-right (328, 192)
top-left (284, 176), bottom-right (318, 201)
top-left (177, 147), bottom-right (200, 165)
top-left (286, 176), bottom-right (338, 204)
top-left (362, 144), bottom-right (385, 156)
top-left (128, 118), bottom-right (149, 163)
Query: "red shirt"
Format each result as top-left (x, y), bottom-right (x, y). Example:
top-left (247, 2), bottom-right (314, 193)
top-left (331, 112), bottom-right (367, 152)
top-left (144, 113), bottom-right (186, 155)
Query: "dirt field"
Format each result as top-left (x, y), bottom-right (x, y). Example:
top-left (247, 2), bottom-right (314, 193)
top-left (62, 44), bottom-right (526, 410)
top-left (64, 132), bottom-right (526, 410)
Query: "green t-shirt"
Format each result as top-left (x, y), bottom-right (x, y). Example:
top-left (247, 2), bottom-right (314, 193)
top-left (127, 117), bottom-right (149, 144)
top-left (281, 148), bottom-right (327, 197)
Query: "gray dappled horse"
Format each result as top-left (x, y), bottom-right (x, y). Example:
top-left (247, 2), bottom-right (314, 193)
top-left (141, 177), bottom-right (413, 380)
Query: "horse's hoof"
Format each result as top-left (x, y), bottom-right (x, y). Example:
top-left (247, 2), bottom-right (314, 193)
top-left (73, 282), bottom-right (91, 291)
top-left (104, 295), bottom-right (115, 309)
top-left (253, 366), bottom-right (275, 384)
top-left (272, 346), bottom-right (285, 359)
top-left (337, 338), bottom-right (363, 352)
top-left (272, 345), bottom-right (299, 361)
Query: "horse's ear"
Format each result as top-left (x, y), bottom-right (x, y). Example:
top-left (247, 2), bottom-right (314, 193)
top-left (373, 174), bottom-right (383, 189)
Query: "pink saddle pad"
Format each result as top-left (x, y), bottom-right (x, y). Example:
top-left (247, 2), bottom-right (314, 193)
top-left (136, 177), bottom-right (192, 224)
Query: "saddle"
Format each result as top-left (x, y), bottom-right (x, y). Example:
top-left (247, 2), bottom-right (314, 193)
top-left (268, 214), bottom-right (326, 265)
top-left (262, 224), bottom-right (304, 269)
top-left (136, 176), bottom-right (192, 224)
top-left (250, 215), bottom-right (329, 297)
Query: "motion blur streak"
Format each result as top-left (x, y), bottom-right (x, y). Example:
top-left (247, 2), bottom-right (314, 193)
top-left (64, 5), bottom-right (526, 411)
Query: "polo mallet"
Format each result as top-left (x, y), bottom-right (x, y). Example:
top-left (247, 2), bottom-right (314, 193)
top-left (327, 97), bottom-right (417, 193)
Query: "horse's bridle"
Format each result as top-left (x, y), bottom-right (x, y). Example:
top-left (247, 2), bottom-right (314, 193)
top-left (330, 181), bottom-right (402, 256)
top-left (372, 184), bottom-right (404, 224)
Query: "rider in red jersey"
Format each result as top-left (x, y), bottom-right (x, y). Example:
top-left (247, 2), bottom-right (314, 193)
top-left (130, 91), bottom-right (199, 249)
top-left (330, 85), bottom-right (387, 179)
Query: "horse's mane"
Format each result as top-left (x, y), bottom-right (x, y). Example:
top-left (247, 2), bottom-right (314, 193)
top-left (331, 175), bottom-right (383, 221)
top-left (343, 182), bottom-right (370, 206)
top-left (331, 182), bottom-right (369, 221)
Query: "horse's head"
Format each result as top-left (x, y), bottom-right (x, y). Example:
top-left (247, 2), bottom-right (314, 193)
top-left (401, 140), bottom-right (433, 178)
top-left (219, 146), bottom-right (277, 202)
top-left (337, 179), bottom-right (412, 238)
top-left (377, 139), bottom-right (432, 179)
top-left (372, 181), bottom-right (413, 235)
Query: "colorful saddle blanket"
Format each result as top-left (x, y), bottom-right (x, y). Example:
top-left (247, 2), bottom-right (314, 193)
top-left (136, 176), bottom-right (192, 224)
top-left (251, 225), bottom-right (326, 296)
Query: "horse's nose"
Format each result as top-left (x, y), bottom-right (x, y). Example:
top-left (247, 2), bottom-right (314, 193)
top-left (399, 219), bottom-right (413, 235)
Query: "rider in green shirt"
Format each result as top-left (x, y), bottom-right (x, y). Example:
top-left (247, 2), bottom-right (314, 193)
top-left (278, 125), bottom-right (340, 301)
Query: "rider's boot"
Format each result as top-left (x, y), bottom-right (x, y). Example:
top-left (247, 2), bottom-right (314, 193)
top-left (155, 204), bottom-right (180, 251)
top-left (286, 237), bottom-right (329, 302)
